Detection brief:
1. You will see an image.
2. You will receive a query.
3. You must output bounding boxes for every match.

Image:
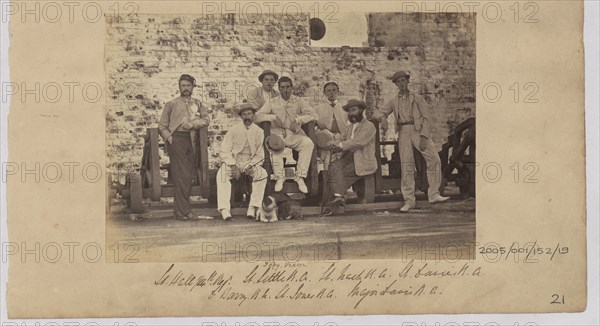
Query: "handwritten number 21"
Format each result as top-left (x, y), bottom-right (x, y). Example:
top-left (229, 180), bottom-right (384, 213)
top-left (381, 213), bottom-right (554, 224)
top-left (551, 294), bottom-right (565, 304)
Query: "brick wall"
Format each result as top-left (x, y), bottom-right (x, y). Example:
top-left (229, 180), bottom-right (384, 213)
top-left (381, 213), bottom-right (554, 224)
top-left (105, 12), bottom-right (475, 181)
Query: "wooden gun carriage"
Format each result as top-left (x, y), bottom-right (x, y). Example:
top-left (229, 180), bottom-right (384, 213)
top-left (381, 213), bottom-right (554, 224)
top-left (114, 118), bottom-right (475, 213)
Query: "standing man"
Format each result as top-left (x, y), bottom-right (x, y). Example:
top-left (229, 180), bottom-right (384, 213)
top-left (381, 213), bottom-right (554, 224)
top-left (216, 103), bottom-right (268, 221)
top-left (372, 71), bottom-right (449, 212)
top-left (255, 76), bottom-right (318, 193)
top-left (314, 81), bottom-right (348, 170)
top-left (158, 74), bottom-right (211, 220)
top-left (247, 69), bottom-right (280, 108)
top-left (325, 100), bottom-right (377, 209)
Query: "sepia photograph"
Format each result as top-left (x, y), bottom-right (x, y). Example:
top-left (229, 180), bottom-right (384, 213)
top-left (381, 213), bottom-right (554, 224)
top-left (104, 11), bottom-right (476, 262)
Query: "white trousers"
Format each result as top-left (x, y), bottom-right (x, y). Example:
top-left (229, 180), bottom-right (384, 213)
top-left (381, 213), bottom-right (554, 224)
top-left (216, 160), bottom-right (268, 211)
top-left (398, 125), bottom-right (443, 204)
top-left (270, 133), bottom-right (314, 179)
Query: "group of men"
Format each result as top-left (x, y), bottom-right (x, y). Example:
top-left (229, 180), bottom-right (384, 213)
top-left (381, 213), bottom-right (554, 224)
top-left (157, 70), bottom-right (449, 221)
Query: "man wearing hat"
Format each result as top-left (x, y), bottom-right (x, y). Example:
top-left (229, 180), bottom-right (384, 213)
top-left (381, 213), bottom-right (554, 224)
top-left (372, 71), bottom-right (449, 212)
top-left (314, 81), bottom-right (348, 170)
top-left (216, 103), bottom-right (268, 220)
top-left (255, 76), bottom-right (318, 193)
top-left (325, 99), bottom-right (377, 208)
top-left (247, 69), bottom-right (280, 108)
top-left (158, 74), bottom-right (211, 220)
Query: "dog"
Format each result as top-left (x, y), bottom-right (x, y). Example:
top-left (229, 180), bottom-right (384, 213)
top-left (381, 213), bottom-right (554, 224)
top-left (270, 193), bottom-right (303, 220)
top-left (256, 195), bottom-right (278, 223)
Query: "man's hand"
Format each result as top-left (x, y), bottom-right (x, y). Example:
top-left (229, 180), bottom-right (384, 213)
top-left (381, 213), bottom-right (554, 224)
top-left (380, 119), bottom-right (388, 132)
top-left (329, 141), bottom-right (343, 153)
top-left (274, 116), bottom-right (284, 128)
top-left (289, 118), bottom-right (301, 133)
top-left (167, 136), bottom-right (173, 144)
top-left (419, 136), bottom-right (428, 151)
top-left (182, 121), bottom-right (193, 129)
top-left (230, 164), bottom-right (241, 180)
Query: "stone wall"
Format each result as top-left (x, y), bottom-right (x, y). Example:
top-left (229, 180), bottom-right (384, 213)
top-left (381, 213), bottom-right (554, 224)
top-left (105, 12), bottom-right (476, 180)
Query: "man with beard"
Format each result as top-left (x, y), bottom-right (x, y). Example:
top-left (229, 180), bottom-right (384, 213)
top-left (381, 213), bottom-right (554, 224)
top-left (158, 74), bottom-right (211, 220)
top-left (372, 71), bottom-right (449, 212)
top-left (325, 99), bottom-right (377, 207)
top-left (247, 69), bottom-right (280, 108)
top-left (216, 103), bottom-right (268, 221)
top-left (255, 76), bottom-right (318, 193)
top-left (314, 81), bottom-right (348, 170)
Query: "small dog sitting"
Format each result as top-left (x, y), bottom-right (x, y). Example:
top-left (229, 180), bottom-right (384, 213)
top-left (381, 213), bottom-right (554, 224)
top-left (256, 195), bottom-right (278, 223)
top-left (271, 193), bottom-right (303, 220)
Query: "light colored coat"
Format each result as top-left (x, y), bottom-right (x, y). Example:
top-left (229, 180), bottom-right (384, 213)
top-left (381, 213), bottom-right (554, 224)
top-left (339, 119), bottom-right (377, 176)
top-left (246, 85), bottom-right (280, 109)
top-left (314, 100), bottom-right (348, 134)
top-left (219, 122), bottom-right (265, 168)
top-left (374, 92), bottom-right (432, 139)
top-left (255, 95), bottom-right (318, 137)
top-left (158, 96), bottom-right (210, 152)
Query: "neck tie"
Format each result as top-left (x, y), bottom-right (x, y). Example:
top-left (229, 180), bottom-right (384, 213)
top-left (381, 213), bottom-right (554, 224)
top-left (330, 102), bottom-right (340, 133)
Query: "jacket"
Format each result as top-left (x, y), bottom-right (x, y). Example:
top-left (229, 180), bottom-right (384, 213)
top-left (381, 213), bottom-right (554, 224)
top-left (339, 119), bottom-right (378, 176)
top-left (374, 92), bottom-right (432, 139)
top-left (219, 122), bottom-right (265, 168)
top-left (255, 95), bottom-right (318, 137)
top-left (158, 96), bottom-right (210, 145)
top-left (246, 85), bottom-right (280, 109)
top-left (314, 100), bottom-right (348, 135)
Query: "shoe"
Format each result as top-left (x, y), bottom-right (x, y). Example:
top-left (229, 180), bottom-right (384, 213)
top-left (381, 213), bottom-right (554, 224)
top-left (429, 195), bottom-right (450, 204)
top-left (274, 178), bottom-right (285, 192)
top-left (295, 177), bottom-right (308, 194)
top-left (400, 202), bottom-right (415, 213)
top-left (221, 209), bottom-right (232, 221)
top-left (327, 194), bottom-right (345, 206)
top-left (246, 206), bottom-right (257, 219)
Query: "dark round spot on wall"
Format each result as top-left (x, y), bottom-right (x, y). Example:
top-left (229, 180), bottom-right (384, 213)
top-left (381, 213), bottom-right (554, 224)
top-left (309, 18), bottom-right (326, 41)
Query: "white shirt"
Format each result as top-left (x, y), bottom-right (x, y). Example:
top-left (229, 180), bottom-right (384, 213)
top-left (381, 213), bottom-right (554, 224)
top-left (262, 90), bottom-right (273, 103)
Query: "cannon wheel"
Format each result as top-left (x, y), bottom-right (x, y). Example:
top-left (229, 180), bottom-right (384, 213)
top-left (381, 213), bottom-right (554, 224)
top-left (126, 172), bottom-right (144, 213)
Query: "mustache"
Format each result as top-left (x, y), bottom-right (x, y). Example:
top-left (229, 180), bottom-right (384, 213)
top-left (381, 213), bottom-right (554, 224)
top-left (243, 118), bottom-right (253, 123)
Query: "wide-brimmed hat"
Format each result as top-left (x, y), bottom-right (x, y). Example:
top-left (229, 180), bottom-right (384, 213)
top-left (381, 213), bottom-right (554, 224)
top-left (390, 71), bottom-right (410, 82)
top-left (342, 99), bottom-right (367, 112)
top-left (234, 102), bottom-right (257, 116)
top-left (258, 70), bottom-right (279, 82)
top-left (314, 129), bottom-right (334, 149)
top-left (265, 134), bottom-right (285, 154)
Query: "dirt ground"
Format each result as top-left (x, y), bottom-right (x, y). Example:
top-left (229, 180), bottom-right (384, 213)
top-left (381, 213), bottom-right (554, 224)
top-left (106, 197), bottom-right (475, 263)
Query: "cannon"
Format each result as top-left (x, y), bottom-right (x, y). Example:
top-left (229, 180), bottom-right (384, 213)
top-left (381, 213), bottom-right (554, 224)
top-left (439, 117), bottom-right (476, 197)
top-left (116, 127), bottom-right (210, 213)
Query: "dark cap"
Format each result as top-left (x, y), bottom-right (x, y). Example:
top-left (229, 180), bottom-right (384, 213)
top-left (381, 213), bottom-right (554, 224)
top-left (258, 70), bottom-right (279, 82)
top-left (342, 99), bottom-right (367, 112)
top-left (390, 71), bottom-right (410, 82)
top-left (179, 74), bottom-right (196, 85)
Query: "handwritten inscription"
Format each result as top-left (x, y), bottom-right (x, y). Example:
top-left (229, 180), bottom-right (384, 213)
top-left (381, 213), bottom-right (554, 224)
top-left (153, 260), bottom-right (482, 309)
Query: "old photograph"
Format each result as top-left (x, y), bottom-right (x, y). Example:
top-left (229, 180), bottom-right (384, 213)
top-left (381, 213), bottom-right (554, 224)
top-left (104, 12), bottom-right (476, 262)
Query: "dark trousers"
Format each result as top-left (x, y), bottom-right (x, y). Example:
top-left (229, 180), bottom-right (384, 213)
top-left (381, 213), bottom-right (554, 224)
top-left (168, 132), bottom-right (195, 215)
top-left (328, 152), bottom-right (363, 197)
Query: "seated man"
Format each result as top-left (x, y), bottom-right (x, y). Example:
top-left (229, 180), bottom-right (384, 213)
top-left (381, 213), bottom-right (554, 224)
top-left (325, 99), bottom-right (377, 208)
top-left (314, 81), bottom-right (348, 170)
top-left (216, 103), bottom-right (268, 221)
top-left (255, 76), bottom-right (318, 193)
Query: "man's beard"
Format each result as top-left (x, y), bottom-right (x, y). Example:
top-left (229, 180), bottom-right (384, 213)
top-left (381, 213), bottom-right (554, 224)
top-left (182, 90), bottom-right (191, 96)
top-left (348, 113), bottom-right (363, 123)
top-left (243, 118), bottom-right (253, 126)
